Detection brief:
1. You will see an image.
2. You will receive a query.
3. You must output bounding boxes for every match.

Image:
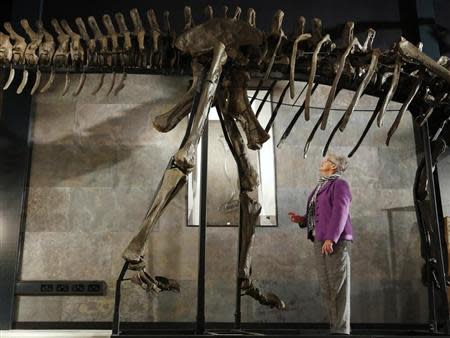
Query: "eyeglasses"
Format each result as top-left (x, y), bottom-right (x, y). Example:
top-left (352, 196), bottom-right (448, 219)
top-left (327, 158), bottom-right (337, 166)
top-left (322, 158), bottom-right (337, 166)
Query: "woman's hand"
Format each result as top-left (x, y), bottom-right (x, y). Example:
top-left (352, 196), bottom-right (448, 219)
top-left (288, 212), bottom-right (306, 224)
top-left (321, 240), bottom-right (334, 254)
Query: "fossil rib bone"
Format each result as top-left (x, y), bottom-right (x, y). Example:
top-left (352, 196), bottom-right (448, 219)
top-left (16, 69), bottom-right (29, 94)
top-left (386, 73), bottom-right (424, 146)
top-left (114, 72), bottom-right (127, 96)
top-left (40, 68), bottom-right (55, 93)
top-left (289, 16), bottom-right (311, 99)
top-left (265, 81), bottom-right (290, 132)
top-left (255, 80), bottom-right (277, 118)
top-left (264, 10), bottom-right (285, 80)
top-left (304, 33), bottom-right (332, 121)
top-left (348, 90), bottom-right (388, 157)
top-left (73, 72), bottom-right (86, 96)
top-left (62, 71), bottom-right (71, 96)
top-left (339, 49), bottom-right (380, 131)
top-left (376, 56), bottom-right (403, 127)
top-left (304, 86), bottom-right (343, 157)
top-left (320, 21), bottom-right (359, 130)
top-left (30, 68), bottom-right (41, 95)
top-left (277, 82), bottom-right (312, 148)
top-left (3, 65), bottom-right (15, 90)
top-left (91, 73), bottom-right (105, 95)
top-left (105, 72), bottom-right (116, 96)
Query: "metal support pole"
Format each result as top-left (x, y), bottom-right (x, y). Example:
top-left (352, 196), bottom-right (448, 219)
top-left (234, 192), bottom-right (243, 329)
top-left (215, 106), bottom-right (243, 329)
top-left (421, 120), bottom-right (450, 333)
top-left (112, 262), bottom-right (129, 336)
top-left (196, 116), bottom-right (208, 335)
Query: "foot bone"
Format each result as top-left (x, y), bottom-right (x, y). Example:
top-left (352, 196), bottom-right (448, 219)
top-left (241, 279), bottom-right (285, 310)
top-left (130, 269), bottom-right (180, 293)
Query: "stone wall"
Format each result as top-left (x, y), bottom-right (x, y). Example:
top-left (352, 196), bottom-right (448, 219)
top-left (15, 75), bottom-right (427, 323)
top-left (439, 154), bottom-right (450, 217)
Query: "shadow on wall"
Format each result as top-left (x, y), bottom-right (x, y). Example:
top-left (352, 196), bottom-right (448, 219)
top-left (29, 99), bottom-right (188, 188)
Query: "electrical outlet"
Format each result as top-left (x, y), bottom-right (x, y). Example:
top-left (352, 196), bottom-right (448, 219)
top-left (56, 284), bottom-right (69, 292)
top-left (40, 284), bottom-right (53, 292)
top-left (72, 284), bottom-right (85, 292)
top-left (88, 283), bottom-right (101, 292)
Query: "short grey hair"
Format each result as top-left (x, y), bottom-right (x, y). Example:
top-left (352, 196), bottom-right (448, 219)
top-left (327, 153), bottom-right (349, 173)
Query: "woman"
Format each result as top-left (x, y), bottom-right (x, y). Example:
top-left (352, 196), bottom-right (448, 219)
top-left (289, 154), bottom-right (352, 335)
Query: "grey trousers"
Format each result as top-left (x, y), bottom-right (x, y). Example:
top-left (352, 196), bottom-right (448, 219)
top-left (313, 240), bottom-right (351, 335)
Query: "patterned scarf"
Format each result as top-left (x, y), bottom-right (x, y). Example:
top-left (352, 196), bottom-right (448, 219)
top-left (306, 173), bottom-right (341, 241)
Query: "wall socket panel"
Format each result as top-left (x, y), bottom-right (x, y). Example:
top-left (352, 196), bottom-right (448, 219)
top-left (15, 281), bottom-right (107, 296)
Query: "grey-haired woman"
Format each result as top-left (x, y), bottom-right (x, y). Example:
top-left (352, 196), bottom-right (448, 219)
top-left (290, 154), bottom-right (353, 335)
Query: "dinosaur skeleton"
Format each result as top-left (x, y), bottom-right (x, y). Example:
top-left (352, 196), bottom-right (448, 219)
top-left (1, 8), bottom-right (450, 313)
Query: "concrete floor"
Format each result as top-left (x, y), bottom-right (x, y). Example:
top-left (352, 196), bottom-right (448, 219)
top-left (0, 331), bottom-right (111, 338)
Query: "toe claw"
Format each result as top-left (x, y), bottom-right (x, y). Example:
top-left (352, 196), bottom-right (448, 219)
top-left (266, 292), bottom-right (286, 310)
top-left (130, 271), bottom-right (161, 293)
top-left (155, 276), bottom-right (181, 293)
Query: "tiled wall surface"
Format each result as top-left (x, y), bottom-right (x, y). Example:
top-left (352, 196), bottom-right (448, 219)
top-left (16, 76), bottom-right (427, 323)
top-left (439, 155), bottom-right (450, 217)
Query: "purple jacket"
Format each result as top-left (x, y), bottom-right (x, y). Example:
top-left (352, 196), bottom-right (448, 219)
top-left (307, 178), bottom-right (353, 243)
